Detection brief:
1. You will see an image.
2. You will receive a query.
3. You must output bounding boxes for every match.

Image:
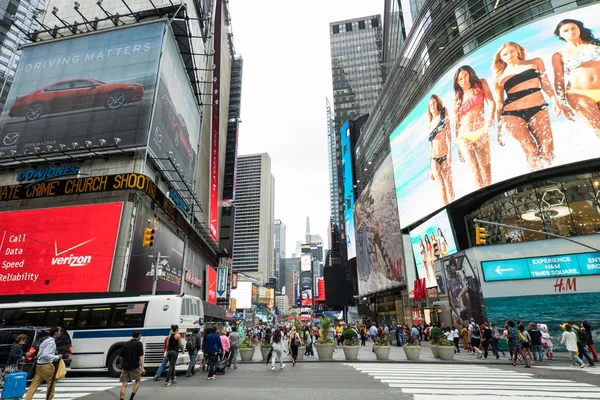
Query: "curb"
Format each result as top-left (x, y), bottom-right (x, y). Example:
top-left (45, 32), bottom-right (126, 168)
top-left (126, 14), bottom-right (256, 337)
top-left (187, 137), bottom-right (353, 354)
top-left (238, 359), bottom-right (525, 365)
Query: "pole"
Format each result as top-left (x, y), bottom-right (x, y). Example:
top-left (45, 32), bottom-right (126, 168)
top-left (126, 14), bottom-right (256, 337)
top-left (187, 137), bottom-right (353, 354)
top-left (311, 259), bottom-right (315, 322)
top-left (151, 251), bottom-right (161, 295)
top-left (473, 219), bottom-right (600, 252)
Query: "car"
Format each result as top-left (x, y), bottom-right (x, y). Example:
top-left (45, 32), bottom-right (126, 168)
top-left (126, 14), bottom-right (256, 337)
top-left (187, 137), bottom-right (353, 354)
top-left (8, 78), bottom-right (145, 121)
top-left (158, 95), bottom-right (194, 162)
top-left (0, 326), bottom-right (73, 373)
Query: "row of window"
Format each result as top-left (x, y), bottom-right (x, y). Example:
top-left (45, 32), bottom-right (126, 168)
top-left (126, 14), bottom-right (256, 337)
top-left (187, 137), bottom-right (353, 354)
top-left (332, 18), bottom-right (380, 34)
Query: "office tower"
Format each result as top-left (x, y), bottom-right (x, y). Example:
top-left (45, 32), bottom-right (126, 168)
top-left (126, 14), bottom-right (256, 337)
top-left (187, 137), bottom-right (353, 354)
top-left (284, 260), bottom-right (299, 309)
top-left (326, 98), bottom-right (341, 235)
top-left (274, 219), bottom-right (286, 294)
top-left (383, 0), bottom-right (409, 79)
top-left (232, 153), bottom-right (275, 284)
top-left (0, 0), bottom-right (44, 111)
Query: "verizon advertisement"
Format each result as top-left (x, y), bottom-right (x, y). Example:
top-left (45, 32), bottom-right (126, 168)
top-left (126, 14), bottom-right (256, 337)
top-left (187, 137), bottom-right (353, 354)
top-left (0, 203), bottom-right (122, 295)
top-left (206, 265), bottom-right (217, 304)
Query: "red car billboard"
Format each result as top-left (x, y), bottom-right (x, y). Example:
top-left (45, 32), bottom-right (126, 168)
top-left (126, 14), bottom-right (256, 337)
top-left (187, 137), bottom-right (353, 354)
top-left (206, 265), bottom-right (217, 305)
top-left (0, 203), bottom-right (122, 295)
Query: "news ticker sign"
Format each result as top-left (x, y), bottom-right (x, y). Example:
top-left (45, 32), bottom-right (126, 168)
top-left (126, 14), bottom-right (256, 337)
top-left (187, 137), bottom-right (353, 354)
top-left (16, 165), bottom-right (80, 188)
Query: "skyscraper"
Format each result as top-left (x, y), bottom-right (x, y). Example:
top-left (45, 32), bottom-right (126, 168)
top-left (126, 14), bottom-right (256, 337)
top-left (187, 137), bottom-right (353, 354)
top-left (0, 0), bottom-right (44, 111)
top-left (326, 98), bottom-right (341, 235)
top-left (232, 153), bottom-right (275, 284)
top-left (274, 219), bottom-right (286, 294)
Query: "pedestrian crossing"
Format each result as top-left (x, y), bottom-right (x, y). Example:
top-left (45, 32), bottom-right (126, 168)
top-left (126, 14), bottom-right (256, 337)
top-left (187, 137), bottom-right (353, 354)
top-left (534, 364), bottom-right (600, 375)
top-left (344, 363), bottom-right (600, 399)
top-left (27, 377), bottom-right (150, 400)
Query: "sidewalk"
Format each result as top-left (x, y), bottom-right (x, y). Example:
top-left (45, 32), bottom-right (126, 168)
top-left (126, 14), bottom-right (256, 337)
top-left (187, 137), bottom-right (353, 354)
top-left (240, 342), bottom-right (572, 364)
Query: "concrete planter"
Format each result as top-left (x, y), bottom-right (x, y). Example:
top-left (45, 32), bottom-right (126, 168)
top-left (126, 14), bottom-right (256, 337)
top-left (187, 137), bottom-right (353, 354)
top-left (314, 342), bottom-right (335, 360)
top-left (403, 345), bottom-right (421, 361)
top-left (374, 345), bottom-right (391, 360)
top-left (260, 347), bottom-right (271, 361)
top-left (343, 345), bottom-right (360, 360)
top-left (430, 344), bottom-right (440, 358)
top-left (239, 347), bottom-right (255, 362)
top-left (296, 347), bottom-right (305, 361)
top-left (437, 345), bottom-right (456, 360)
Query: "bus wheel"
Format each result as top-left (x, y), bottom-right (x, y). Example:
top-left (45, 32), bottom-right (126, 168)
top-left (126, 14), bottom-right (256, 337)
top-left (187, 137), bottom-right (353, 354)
top-left (107, 349), bottom-right (123, 378)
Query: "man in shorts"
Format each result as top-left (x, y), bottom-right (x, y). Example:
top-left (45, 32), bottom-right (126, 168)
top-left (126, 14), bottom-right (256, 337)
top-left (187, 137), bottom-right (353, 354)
top-left (119, 331), bottom-right (145, 400)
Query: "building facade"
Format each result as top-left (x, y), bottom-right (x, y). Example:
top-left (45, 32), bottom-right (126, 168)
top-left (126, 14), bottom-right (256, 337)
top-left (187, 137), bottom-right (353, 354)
top-left (232, 153), bottom-right (275, 284)
top-left (284, 259), bottom-right (300, 310)
top-left (275, 295), bottom-right (289, 316)
top-left (274, 219), bottom-right (286, 293)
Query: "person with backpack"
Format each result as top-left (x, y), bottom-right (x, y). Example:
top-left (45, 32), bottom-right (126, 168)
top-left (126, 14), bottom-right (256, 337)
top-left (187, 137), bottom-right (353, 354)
top-left (205, 327), bottom-right (223, 380)
top-left (527, 322), bottom-right (543, 363)
top-left (572, 321), bottom-right (596, 367)
top-left (518, 324), bottom-right (534, 363)
top-left (185, 328), bottom-right (201, 377)
top-left (507, 320), bottom-right (530, 368)
top-left (270, 327), bottom-right (285, 371)
top-left (468, 319), bottom-right (481, 356)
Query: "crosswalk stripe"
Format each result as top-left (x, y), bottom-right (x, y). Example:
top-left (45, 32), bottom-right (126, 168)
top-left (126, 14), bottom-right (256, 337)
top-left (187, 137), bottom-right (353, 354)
top-left (345, 363), bottom-right (600, 399)
top-left (27, 377), bottom-right (151, 400)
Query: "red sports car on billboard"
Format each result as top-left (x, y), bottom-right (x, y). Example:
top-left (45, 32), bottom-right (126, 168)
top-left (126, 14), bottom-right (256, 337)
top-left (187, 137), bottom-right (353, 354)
top-left (157, 95), bottom-right (194, 161)
top-left (9, 78), bottom-right (144, 121)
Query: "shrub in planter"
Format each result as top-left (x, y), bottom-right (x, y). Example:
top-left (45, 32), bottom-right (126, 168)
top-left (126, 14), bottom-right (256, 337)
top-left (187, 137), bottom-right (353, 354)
top-left (343, 328), bottom-right (359, 360)
top-left (403, 334), bottom-right (421, 361)
top-left (373, 334), bottom-right (391, 360)
top-left (437, 338), bottom-right (456, 360)
top-left (239, 339), bottom-right (256, 362)
top-left (260, 342), bottom-right (272, 360)
top-left (429, 326), bottom-right (443, 358)
top-left (315, 317), bottom-right (335, 359)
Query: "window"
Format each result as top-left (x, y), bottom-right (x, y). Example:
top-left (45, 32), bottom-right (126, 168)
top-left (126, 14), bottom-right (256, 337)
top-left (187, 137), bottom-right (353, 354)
top-left (47, 307), bottom-right (78, 329)
top-left (77, 304), bottom-right (112, 329)
top-left (73, 80), bottom-right (95, 88)
top-left (371, 18), bottom-right (379, 28)
top-left (358, 20), bottom-right (366, 30)
top-left (333, 25), bottom-right (340, 34)
top-left (111, 303), bottom-right (147, 328)
top-left (346, 23), bottom-right (352, 32)
top-left (47, 82), bottom-right (73, 91)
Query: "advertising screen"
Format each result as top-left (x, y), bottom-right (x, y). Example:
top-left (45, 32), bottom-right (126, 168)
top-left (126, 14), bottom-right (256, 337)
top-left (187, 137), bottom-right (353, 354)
top-left (390, 5), bottom-right (600, 227)
top-left (0, 203), bottom-right (122, 295)
top-left (409, 209), bottom-right (457, 288)
top-left (300, 254), bottom-right (312, 272)
top-left (341, 120), bottom-right (356, 260)
top-left (206, 266), bottom-right (217, 304)
top-left (148, 27), bottom-right (200, 196)
top-left (300, 271), bottom-right (312, 306)
top-left (230, 281), bottom-right (252, 309)
top-left (125, 203), bottom-right (184, 293)
top-left (354, 155), bottom-right (405, 296)
top-left (0, 22), bottom-right (164, 156)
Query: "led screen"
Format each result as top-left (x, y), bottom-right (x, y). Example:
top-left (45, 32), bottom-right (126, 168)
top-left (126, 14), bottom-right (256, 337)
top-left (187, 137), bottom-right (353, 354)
top-left (341, 120), bottom-right (356, 260)
top-left (230, 281), bottom-right (252, 309)
top-left (409, 209), bottom-right (457, 288)
top-left (390, 5), bottom-right (600, 227)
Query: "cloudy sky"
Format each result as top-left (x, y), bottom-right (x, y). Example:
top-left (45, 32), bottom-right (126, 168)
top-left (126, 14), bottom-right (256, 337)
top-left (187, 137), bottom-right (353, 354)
top-left (229, 0), bottom-right (383, 256)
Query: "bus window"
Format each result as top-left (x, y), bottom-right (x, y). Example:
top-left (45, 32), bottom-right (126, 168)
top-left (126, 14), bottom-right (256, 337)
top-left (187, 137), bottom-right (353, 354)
top-left (22, 308), bottom-right (48, 326)
top-left (110, 303), bottom-right (147, 328)
top-left (48, 307), bottom-right (79, 329)
top-left (77, 305), bottom-right (112, 329)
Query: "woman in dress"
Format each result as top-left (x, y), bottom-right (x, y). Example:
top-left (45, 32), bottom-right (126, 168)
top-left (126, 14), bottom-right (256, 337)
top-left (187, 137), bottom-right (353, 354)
top-left (427, 95), bottom-right (455, 205)
top-left (492, 42), bottom-right (563, 170)
top-left (552, 19), bottom-right (600, 136)
top-left (454, 66), bottom-right (496, 189)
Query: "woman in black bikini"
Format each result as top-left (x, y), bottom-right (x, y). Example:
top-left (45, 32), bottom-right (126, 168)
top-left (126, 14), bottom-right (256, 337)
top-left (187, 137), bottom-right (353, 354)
top-left (492, 42), bottom-right (563, 170)
top-left (428, 95), bottom-right (454, 205)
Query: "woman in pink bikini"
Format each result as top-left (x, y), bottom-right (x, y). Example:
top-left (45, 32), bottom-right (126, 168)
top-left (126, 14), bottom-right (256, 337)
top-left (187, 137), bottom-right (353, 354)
top-left (453, 66), bottom-right (496, 189)
top-left (552, 19), bottom-right (600, 136)
top-left (427, 95), bottom-right (454, 205)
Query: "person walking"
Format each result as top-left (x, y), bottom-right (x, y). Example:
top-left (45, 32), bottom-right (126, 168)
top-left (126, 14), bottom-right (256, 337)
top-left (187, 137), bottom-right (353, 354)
top-left (482, 322), bottom-right (495, 359)
top-left (119, 331), bottom-right (145, 400)
top-left (8, 334), bottom-right (28, 365)
top-left (289, 327), bottom-right (301, 366)
top-left (369, 323), bottom-right (378, 342)
top-left (219, 330), bottom-right (230, 361)
top-left (490, 323), bottom-right (505, 359)
top-left (304, 327), bottom-right (314, 356)
top-left (572, 322), bottom-right (596, 367)
top-left (539, 323), bottom-right (554, 360)
top-left (451, 326), bottom-right (460, 353)
top-left (25, 327), bottom-right (63, 400)
top-left (228, 327), bottom-right (240, 370)
top-left (561, 324), bottom-right (584, 368)
top-left (153, 334), bottom-right (171, 380)
top-left (583, 321), bottom-right (599, 362)
top-left (460, 325), bottom-right (470, 352)
top-left (360, 325), bottom-right (367, 346)
top-left (185, 328), bottom-right (201, 377)
top-left (518, 324), bottom-right (534, 363)
top-left (270, 327), bottom-right (285, 371)
top-left (164, 325), bottom-right (185, 386)
top-left (527, 322), bottom-right (543, 363)
top-left (507, 320), bottom-right (530, 368)
top-left (206, 328), bottom-right (224, 380)
top-left (468, 319), bottom-right (481, 356)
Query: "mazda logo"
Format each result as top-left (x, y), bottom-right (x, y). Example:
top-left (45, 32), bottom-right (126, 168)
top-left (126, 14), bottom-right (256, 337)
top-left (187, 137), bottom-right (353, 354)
top-left (3, 132), bottom-right (18, 146)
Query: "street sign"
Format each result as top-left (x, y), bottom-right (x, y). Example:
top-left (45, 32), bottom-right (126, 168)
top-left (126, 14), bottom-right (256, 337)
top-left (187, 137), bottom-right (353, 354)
top-left (217, 267), bottom-right (228, 298)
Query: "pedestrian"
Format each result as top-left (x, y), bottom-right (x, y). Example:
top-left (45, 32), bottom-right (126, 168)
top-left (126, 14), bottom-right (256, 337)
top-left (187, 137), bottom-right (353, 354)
top-left (583, 321), bottom-right (599, 362)
top-left (468, 319), bottom-right (481, 356)
top-left (164, 325), bottom-right (185, 386)
top-left (507, 320), bottom-right (530, 368)
top-left (490, 323), bottom-right (505, 359)
top-left (481, 322), bottom-right (495, 359)
top-left (288, 327), bottom-right (301, 366)
top-left (25, 327), bottom-right (63, 400)
top-left (185, 328), bottom-right (201, 377)
top-left (335, 322), bottom-right (344, 346)
top-left (360, 325), bottom-right (367, 346)
top-left (228, 327), bottom-right (240, 370)
top-left (153, 334), bottom-right (171, 380)
top-left (304, 326), bottom-right (314, 356)
top-left (538, 323), bottom-right (554, 360)
top-left (572, 322), bottom-right (596, 367)
top-left (518, 324), bottom-right (534, 363)
top-left (451, 326), bottom-right (460, 353)
top-left (206, 327), bottom-right (224, 380)
top-left (8, 334), bottom-right (28, 365)
top-left (527, 322), bottom-right (543, 363)
top-left (270, 327), bottom-right (285, 371)
top-left (118, 331), bottom-right (145, 400)
top-left (460, 325), bottom-right (470, 352)
top-left (561, 324), bottom-right (584, 368)
top-left (200, 330), bottom-right (208, 371)
top-left (219, 330), bottom-right (230, 361)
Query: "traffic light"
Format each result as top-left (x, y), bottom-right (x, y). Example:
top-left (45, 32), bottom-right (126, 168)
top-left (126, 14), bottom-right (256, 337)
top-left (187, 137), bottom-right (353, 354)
top-left (475, 226), bottom-right (486, 245)
top-left (143, 227), bottom-right (155, 247)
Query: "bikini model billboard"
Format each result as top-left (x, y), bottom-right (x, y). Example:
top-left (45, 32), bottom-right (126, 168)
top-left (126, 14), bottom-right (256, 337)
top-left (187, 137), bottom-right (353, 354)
top-left (390, 5), bottom-right (600, 228)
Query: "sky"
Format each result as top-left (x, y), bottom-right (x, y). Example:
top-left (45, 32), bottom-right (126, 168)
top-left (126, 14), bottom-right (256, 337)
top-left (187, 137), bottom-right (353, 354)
top-left (228, 0), bottom-right (383, 257)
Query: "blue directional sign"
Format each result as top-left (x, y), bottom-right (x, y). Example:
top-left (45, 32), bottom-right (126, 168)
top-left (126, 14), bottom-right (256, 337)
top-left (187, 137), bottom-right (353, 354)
top-left (482, 251), bottom-right (600, 282)
top-left (216, 268), bottom-right (228, 298)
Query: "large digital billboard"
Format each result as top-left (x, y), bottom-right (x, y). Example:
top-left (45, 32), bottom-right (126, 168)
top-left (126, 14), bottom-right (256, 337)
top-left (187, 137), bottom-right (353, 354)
top-left (354, 155), bottom-right (405, 296)
top-left (0, 22), bottom-right (164, 155)
top-left (0, 203), bottom-right (122, 295)
top-left (409, 209), bottom-right (457, 288)
top-left (390, 5), bottom-right (600, 227)
top-left (125, 203), bottom-right (184, 293)
top-left (230, 281), bottom-right (252, 309)
top-left (148, 26), bottom-right (200, 197)
top-left (341, 120), bottom-right (356, 260)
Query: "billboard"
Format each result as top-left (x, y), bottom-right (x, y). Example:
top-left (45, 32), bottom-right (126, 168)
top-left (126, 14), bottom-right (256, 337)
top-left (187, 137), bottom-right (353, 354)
top-left (300, 271), bottom-right (312, 307)
top-left (148, 27), bottom-right (200, 197)
top-left (230, 281), bottom-right (252, 309)
top-left (206, 265), bottom-right (217, 304)
top-left (340, 120), bottom-right (356, 260)
top-left (354, 155), bottom-right (406, 296)
top-left (0, 22), bottom-right (164, 156)
top-left (125, 203), bottom-right (184, 293)
top-left (390, 5), bottom-right (600, 227)
top-left (409, 209), bottom-right (458, 288)
top-left (300, 254), bottom-right (312, 272)
top-left (0, 203), bottom-right (122, 295)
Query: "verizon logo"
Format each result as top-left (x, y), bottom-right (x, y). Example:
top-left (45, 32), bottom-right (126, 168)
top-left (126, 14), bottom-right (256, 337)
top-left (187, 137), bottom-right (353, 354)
top-left (52, 238), bottom-right (95, 267)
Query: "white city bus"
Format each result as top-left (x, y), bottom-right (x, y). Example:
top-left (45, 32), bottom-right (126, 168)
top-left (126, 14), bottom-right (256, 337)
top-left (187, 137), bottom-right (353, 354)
top-left (0, 294), bottom-right (204, 377)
